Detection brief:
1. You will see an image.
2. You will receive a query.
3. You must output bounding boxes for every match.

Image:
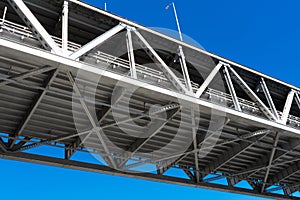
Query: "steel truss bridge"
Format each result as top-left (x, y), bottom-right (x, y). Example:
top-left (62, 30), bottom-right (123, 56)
top-left (1, 0), bottom-right (300, 199)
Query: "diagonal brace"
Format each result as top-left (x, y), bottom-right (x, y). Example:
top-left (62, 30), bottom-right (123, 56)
top-left (133, 30), bottom-right (189, 94)
top-left (67, 71), bottom-right (117, 168)
top-left (7, 0), bottom-right (61, 54)
top-left (0, 65), bottom-right (56, 87)
top-left (69, 24), bottom-right (125, 59)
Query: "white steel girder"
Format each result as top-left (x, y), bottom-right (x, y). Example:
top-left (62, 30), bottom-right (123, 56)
top-left (62, 1), bottom-right (69, 55)
top-left (126, 29), bottom-right (137, 79)
top-left (260, 78), bottom-right (280, 120)
top-left (1, 38), bottom-right (300, 137)
top-left (195, 61), bottom-right (225, 98)
top-left (281, 90), bottom-right (295, 125)
top-left (7, 0), bottom-right (62, 54)
top-left (133, 30), bottom-right (189, 95)
top-left (69, 24), bottom-right (125, 59)
top-left (223, 65), bottom-right (241, 111)
top-left (178, 45), bottom-right (193, 93)
top-left (228, 66), bottom-right (277, 122)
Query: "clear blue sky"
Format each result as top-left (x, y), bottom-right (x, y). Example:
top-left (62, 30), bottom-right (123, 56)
top-left (1, 0), bottom-right (300, 199)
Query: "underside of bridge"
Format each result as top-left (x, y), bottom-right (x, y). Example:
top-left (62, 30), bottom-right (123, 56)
top-left (1, 0), bottom-right (300, 199)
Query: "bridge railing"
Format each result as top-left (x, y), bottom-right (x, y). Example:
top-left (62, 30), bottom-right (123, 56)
top-left (0, 18), bottom-right (300, 128)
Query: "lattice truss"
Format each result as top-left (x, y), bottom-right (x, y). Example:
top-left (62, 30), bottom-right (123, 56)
top-left (1, 0), bottom-right (300, 199)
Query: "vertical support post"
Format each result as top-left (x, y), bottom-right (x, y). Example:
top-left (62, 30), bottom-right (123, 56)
top-left (223, 65), bottom-right (241, 111)
top-left (178, 46), bottom-right (193, 93)
top-left (126, 29), bottom-right (137, 79)
top-left (281, 90), bottom-right (295, 125)
top-left (260, 78), bottom-right (279, 120)
top-left (62, 1), bottom-right (69, 55)
top-left (1, 6), bottom-right (7, 25)
top-left (191, 109), bottom-right (200, 183)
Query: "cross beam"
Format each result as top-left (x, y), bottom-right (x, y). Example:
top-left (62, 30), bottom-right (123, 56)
top-left (8, 68), bottom-right (59, 149)
top-left (65, 87), bottom-right (126, 160)
top-left (230, 137), bottom-right (300, 185)
top-left (119, 104), bottom-right (181, 167)
top-left (202, 132), bottom-right (268, 175)
top-left (66, 71), bottom-right (117, 168)
top-left (269, 161), bottom-right (300, 184)
top-left (261, 132), bottom-right (280, 192)
top-left (0, 65), bottom-right (56, 87)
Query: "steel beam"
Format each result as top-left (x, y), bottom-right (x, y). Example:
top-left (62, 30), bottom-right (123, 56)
top-left (202, 132), bottom-right (269, 175)
top-left (119, 104), bottom-right (181, 167)
top-left (8, 68), bottom-right (59, 149)
top-left (16, 130), bottom-right (92, 152)
top-left (0, 151), bottom-right (297, 200)
top-left (191, 109), bottom-right (200, 183)
top-left (159, 118), bottom-right (230, 174)
top-left (11, 136), bottom-right (31, 151)
top-left (178, 46), bottom-right (193, 93)
top-left (269, 161), bottom-right (300, 184)
top-left (261, 132), bottom-right (280, 192)
top-left (0, 138), bottom-right (7, 152)
top-left (134, 30), bottom-right (189, 94)
top-left (126, 29), bottom-right (137, 79)
top-left (0, 65), bottom-right (56, 87)
top-left (65, 87), bottom-right (126, 160)
top-left (62, 1), bottom-right (69, 55)
top-left (281, 90), bottom-right (295, 125)
top-left (283, 186), bottom-right (300, 196)
top-left (231, 137), bottom-right (300, 184)
top-left (6, 0), bottom-right (61, 54)
top-left (228, 66), bottom-right (277, 121)
top-left (66, 71), bottom-right (117, 168)
top-left (69, 24), bottom-right (125, 59)
top-left (260, 78), bottom-right (279, 120)
top-left (195, 61), bottom-right (225, 98)
top-left (223, 65), bottom-right (241, 111)
top-left (1, 37), bottom-right (300, 137)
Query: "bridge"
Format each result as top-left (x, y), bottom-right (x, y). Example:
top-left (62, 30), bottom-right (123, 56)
top-left (0, 0), bottom-right (300, 199)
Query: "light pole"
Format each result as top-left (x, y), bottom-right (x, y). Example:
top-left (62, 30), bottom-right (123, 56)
top-left (166, 2), bottom-right (193, 94)
top-left (166, 2), bottom-right (183, 41)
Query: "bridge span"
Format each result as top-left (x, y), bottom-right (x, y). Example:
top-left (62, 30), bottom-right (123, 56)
top-left (0, 0), bottom-right (300, 199)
